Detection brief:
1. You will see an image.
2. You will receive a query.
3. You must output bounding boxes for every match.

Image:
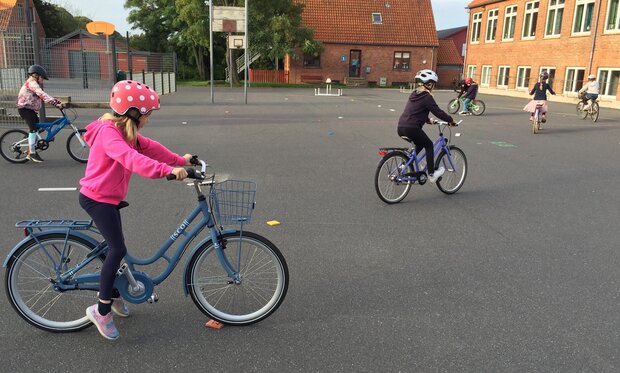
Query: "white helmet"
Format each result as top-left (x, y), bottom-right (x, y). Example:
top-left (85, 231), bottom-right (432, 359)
top-left (588, 74), bottom-right (596, 80)
top-left (415, 69), bottom-right (439, 84)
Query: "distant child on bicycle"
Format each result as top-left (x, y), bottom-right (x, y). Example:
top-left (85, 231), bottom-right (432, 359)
top-left (16, 64), bottom-right (64, 163)
top-left (523, 71), bottom-right (555, 123)
top-left (397, 69), bottom-right (456, 183)
top-left (578, 74), bottom-right (599, 110)
top-left (79, 80), bottom-right (193, 340)
top-left (459, 77), bottom-right (478, 115)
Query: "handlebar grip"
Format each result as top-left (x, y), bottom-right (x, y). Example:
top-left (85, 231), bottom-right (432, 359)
top-left (166, 174), bottom-right (176, 181)
top-left (166, 167), bottom-right (201, 181)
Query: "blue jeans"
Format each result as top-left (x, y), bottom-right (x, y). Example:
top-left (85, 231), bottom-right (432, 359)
top-left (463, 98), bottom-right (472, 112)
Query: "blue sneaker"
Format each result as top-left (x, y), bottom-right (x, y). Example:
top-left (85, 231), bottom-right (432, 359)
top-left (86, 304), bottom-right (120, 340)
top-left (111, 298), bottom-right (130, 318)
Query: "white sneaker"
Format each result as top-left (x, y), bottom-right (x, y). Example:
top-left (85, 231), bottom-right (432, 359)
top-left (428, 167), bottom-right (445, 183)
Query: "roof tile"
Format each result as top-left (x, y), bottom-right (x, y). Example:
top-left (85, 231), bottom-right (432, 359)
top-left (437, 39), bottom-right (463, 65)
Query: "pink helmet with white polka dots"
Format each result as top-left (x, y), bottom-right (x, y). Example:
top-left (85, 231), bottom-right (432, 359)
top-left (109, 80), bottom-right (160, 116)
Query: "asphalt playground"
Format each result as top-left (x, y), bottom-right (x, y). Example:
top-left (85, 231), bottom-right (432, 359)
top-left (0, 86), bottom-right (619, 372)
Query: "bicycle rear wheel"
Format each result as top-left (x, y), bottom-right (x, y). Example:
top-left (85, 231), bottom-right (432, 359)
top-left (447, 98), bottom-right (460, 114)
top-left (435, 146), bottom-right (467, 194)
top-left (590, 102), bottom-right (599, 122)
top-left (5, 233), bottom-right (102, 332)
top-left (67, 129), bottom-right (89, 163)
top-left (0, 129), bottom-right (29, 163)
top-left (471, 100), bottom-right (486, 115)
top-left (375, 152), bottom-right (413, 204)
top-left (186, 231), bottom-right (288, 325)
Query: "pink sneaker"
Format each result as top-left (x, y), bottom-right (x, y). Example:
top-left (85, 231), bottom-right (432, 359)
top-left (111, 298), bottom-right (130, 318)
top-left (86, 304), bottom-right (120, 340)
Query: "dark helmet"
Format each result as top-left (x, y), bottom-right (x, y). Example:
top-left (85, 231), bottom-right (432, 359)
top-left (28, 64), bottom-right (49, 80)
top-left (540, 71), bottom-right (549, 80)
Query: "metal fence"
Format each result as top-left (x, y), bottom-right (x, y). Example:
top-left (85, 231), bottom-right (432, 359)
top-left (1, 26), bottom-right (176, 128)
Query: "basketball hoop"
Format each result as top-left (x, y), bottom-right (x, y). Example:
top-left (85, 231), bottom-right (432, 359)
top-left (0, 0), bottom-right (17, 32)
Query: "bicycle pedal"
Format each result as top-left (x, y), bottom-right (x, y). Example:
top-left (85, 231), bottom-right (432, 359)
top-left (147, 293), bottom-right (159, 303)
top-left (204, 319), bottom-right (224, 329)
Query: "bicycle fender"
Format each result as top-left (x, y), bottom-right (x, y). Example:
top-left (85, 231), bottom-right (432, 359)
top-left (181, 228), bottom-right (237, 296)
top-left (3, 229), bottom-right (100, 267)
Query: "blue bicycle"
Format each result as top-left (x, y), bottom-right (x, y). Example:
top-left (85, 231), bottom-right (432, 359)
top-left (0, 108), bottom-right (89, 163)
top-left (3, 159), bottom-right (289, 332)
top-left (375, 120), bottom-right (467, 203)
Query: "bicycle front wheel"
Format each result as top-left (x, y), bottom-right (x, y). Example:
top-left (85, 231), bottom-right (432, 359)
top-left (186, 231), bottom-right (288, 325)
top-left (0, 129), bottom-right (29, 163)
top-left (5, 233), bottom-right (103, 332)
top-left (435, 146), bottom-right (467, 194)
top-left (576, 102), bottom-right (588, 119)
top-left (375, 152), bottom-right (413, 204)
top-left (447, 98), bottom-right (460, 114)
top-left (471, 100), bottom-right (486, 115)
top-left (67, 129), bottom-right (89, 163)
top-left (590, 102), bottom-right (599, 122)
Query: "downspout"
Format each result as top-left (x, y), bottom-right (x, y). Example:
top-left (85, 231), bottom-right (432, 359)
top-left (587, 0), bottom-right (602, 75)
top-left (463, 8), bottom-right (471, 80)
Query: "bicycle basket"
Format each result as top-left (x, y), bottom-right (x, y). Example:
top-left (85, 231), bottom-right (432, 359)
top-left (211, 180), bottom-right (256, 225)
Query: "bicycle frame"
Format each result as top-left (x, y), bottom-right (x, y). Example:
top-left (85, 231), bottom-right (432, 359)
top-left (393, 126), bottom-right (455, 183)
top-left (12, 111), bottom-right (85, 148)
top-left (5, 171), bottom-right (243, 304)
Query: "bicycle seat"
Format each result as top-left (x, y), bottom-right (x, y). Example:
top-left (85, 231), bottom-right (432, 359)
top-left (400, 136), bottom-right (414, 144)
top-left (117, 201), bottom-right (129, 210)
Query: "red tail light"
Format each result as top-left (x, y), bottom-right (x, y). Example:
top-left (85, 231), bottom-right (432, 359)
top-left (377, 150), bottom-right (387, 157)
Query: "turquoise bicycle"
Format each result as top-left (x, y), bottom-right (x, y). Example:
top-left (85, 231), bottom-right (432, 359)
top-left (3, 159), bottom-right (289, 332)
top-left (447, 96), bottom-right (486, 116)
top-left (0, 108), bottom-right (89, 163)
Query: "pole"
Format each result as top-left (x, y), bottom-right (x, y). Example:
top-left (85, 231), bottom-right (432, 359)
top-left (228, 34), bottom-right (232, 88)
top-left (244, 0), bottom-right (248, 104)
top-left (126, 31), bottom-right (133, 80)
top-left (209, 0), bottom-right (214, 103)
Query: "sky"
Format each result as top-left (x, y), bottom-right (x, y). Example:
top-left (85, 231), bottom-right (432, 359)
top-left (46, 0), bottom-right (470, 35)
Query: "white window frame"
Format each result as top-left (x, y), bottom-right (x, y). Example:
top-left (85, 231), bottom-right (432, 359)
top-left (481, 65), bottom-right (492, 86)
top-left (572, 0), bottom-right (595, 35)
top-left (467, 65), bottom-right (477, 81)
top-left (598, 68), bottom-right (620, 97)
top-left (372, 13), bottom-right (382, 24)
top-left (605, 0), bottom-right (620, 33)
top-left (539, 66), bottom-right (557, 86)
top-left (471, 12), bottom-right (482, 43)
top-left (503, 5), bottom-right (518, 41)
top-left (498, 65), bottom-right (511, 88)
top-left (564, 67), bottom-right (586, 95)
top-left (522, 1), bottom-right (539, 39)
top-left (516, 66), bottom-right (531, 90)
top-left (486, 9), bottom-right (499, 42)
top-left (545, 0), bottom-right (565, 37)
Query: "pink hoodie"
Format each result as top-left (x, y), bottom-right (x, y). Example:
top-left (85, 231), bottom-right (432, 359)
top-left (79, 119), bottom-right (186, 205)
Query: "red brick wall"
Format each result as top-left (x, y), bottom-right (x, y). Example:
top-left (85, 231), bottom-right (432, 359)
top-left (288, 43), bottom-right (437, 86)
top-left (465, 0), bottom-right (620, 102)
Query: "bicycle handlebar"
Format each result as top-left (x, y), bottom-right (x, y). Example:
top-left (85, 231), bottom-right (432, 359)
top-left (166, 156), bottom-right (207, 181)
top-left (433, 119), bottom-right (463, 127)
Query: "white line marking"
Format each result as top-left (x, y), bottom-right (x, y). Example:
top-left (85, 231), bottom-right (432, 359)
top-left (38, 187), bottom-right (77, 192)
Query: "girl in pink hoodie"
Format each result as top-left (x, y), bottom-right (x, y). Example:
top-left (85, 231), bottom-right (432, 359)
top-left (80, 80), bottom-right (192, 340)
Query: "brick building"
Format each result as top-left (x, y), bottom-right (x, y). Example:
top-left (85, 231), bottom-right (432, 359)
top-left (286, 0), bottom-right (439, 86)
top-left (437, 27), bottom-right (468, 89)
top-left (464, 0), bottom-right (620, 108)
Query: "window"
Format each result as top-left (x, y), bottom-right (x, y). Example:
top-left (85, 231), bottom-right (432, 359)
top-left (471, 12), bottom-right (482, 42)
top-left (564, 68), bottom-right (585, 93)
top-left (486, 9), bottom-right (499, 42)
top-left (498, 66), bottom-right (511, 87)
top-left (540, 67), bottom-right (557, 86)
top-left (372, 13), bottom-right (382, 24)
top-left (467, 65), bottom-right (477, 80)
top-left (546, 0), bottom-right (565, 36)
top-left (522, 1), bottom-right (539, 39)
top-left (503, 6), bottom-right (518, 40)
top-left (606, 0), bottom-right (620, 32)
top-left (393, 52), bottom-right (410, 71)
top-left (599, 69), bottom-right (620, 96)
top-left (481, 65), bottom-right (492, 86)
top-left (516, 67), bottom-right (531, 89)
top-left (573, 0), bottom-right (595, 34)
top-left (303, 54), bottom-right (320, 68)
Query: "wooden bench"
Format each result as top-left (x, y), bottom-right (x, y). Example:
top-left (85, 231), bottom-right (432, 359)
top-left (300, 74), bottom-right (324, 84)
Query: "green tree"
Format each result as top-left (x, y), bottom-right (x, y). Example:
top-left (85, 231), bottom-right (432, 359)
top-left (33, 0), bottom-right (79, 38)
top-left (124, 0), bottom-right (177, 53)
top-left (174, 0), bottom-right (210, 80)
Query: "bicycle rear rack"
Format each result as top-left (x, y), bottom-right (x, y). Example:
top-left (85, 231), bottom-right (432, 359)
top-left (16, 219), bottom-right (93, 231)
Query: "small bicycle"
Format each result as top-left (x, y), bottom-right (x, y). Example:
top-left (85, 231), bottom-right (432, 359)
top-left (3, 158), bottom-right (289, 332)
top-left (531, 101), bottom-right (545, 134)
top-left (447, 96), bottom-right (486, 116)
top-left (576, 94), bottom-right (599, 122)
top-left (0, 108), bottom-right (89, 163)
top-left (375, 120), bottom-right (467, 204)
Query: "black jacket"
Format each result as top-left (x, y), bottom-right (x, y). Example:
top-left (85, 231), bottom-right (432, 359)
top-left (398, 90), bottom-right (453, 129)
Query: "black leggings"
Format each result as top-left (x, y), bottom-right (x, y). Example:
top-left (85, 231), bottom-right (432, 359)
top-left (79, 193), bottom-right (127, 301)
top-left (18, 108), bottom-right (39, 132)
top-left (397, 126), bottom-right (436, 175)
